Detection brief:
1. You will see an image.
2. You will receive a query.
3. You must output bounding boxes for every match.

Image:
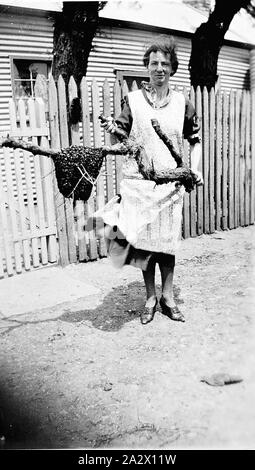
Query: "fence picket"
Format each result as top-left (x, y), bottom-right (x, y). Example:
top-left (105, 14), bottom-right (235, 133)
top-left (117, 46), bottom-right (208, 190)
top-left (234, 91), bottom-right (241, 228)
top-left (103, 79), bottom-right (114, 202)
top-left (202, 88), bottom-right (210, 233)
top-left (64, 179), bottom-right (78, 264)
top-left (80, 77), bottom-right (97, 260)
top-left (68, 76), bottom-right (80, 145)
top-left (182, 139), bottom-right (190, 239)
top-left (131, 80), bottom-right (138, 91)
top-left (114, 78), bottom-right (123, 193)
top-left (74, 200), bottom-right (87, 262)
top-left (182, 86), bottom-right (190, 238)
top-left (239, 91), bottom-right (246, 227)
top-left (222, 91), bottom-right (229, 230)
top-left (92, 78), bottom-right (106, 257)
top-left (28, 98), bottom-right (48, 265)
top-left (251, 92), bottom-right (255, 224)
top-left (0, 161), bottom-right (14, 276)
top-left (9, 98), bottom-right (19, 135)
top-left (57, 76), bottom-right (78, 264)
top-left (48, 74), bottom-right (69, 266)
top-left (3, 145), bottom-right (22, 273)
top-left (182, 86), bottom-right (189, 100)
top-left (209, 88), bottom-right (215, 233)
top-left (75, 79), bottom-right (89, 262)
top-left (215, 90), bottom-right (222, 231)
top-left (58, 76), bottom-right (70, 148)
top-left (80, 77), bottom-right (91, 147)
top-left (85, 196), bottom-right (97, 261)
top-left (244, 92), bottom-right (251, 226)
top-left (228, 90), bottom-right (235, 229)
top-left (18, 99), bottom-right (40, 268)
top-left (74, 203), bottom-right (87, 262)
top-left (189, 86), bottom-right (197, 237)
top-left (12, 147), bottom-right (31, 271)
top-left (35, 98), bottom-right (57, 263)
top-left (122, 80), bottom-right (129, 99)
top-left (195, 86), bottom-right (203, 235)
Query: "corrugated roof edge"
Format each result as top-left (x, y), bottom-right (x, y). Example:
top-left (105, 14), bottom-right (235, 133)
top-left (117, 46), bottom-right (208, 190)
top-left (99, 1), bottom-right (255, 47)
top-left (0, 0), bottom-right (62, 11)
top-left (99, 17), bottom-right (254, 50)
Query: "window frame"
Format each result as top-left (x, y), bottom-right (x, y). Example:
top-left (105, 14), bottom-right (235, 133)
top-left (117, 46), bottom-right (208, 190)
top-left (115, 68), bottom-right (149, 89)
top-left (10, 55), bottom-right (52, 101)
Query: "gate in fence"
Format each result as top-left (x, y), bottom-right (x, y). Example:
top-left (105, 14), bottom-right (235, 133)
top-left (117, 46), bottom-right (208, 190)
top-left (0, 97), bottom-right (58, 278)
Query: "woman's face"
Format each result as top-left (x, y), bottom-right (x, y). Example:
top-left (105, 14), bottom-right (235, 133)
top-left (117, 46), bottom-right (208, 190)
top-left (147, 50), bottom-right (172, 87)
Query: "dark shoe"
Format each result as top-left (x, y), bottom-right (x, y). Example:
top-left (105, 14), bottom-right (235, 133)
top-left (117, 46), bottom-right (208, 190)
top-left (160, 297), bottom-right (185, 322)
top-left (140, 299), bottom-right (158, 325)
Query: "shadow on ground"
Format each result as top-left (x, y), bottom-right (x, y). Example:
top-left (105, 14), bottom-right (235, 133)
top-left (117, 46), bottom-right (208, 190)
top-left (59, 281), bottom-right (184, 332)
top-left (0, 281), bottom-right (184, 337)
top-left (0, 383), bottom-right (52, 449)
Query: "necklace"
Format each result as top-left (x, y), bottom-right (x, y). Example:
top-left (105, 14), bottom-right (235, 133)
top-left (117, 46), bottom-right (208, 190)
top-left (141, 81), bottom-right (172, 109)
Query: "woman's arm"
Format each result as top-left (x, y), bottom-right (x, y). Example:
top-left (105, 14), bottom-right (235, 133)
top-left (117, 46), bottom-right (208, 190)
top-left (190, 142), bottom-right (203, 184)
top-left (184, 97), bottom-right (203, 185)
top-left (100, 96), bottom-right (133, 135)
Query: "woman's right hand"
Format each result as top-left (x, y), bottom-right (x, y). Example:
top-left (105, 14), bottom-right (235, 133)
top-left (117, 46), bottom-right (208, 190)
top-left (100, 116), bottom-right (118, 134)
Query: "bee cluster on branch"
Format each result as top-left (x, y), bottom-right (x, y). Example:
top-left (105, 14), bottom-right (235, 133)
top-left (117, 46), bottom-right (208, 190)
top-left (0, 118), bottom-right (199, 201)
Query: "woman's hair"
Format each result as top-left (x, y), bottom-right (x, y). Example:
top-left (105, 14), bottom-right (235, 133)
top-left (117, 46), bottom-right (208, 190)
top-left (143, 36), bottom-right (179, 76)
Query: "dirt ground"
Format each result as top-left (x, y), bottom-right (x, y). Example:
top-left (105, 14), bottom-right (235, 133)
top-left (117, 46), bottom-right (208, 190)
top-left (0, 225), bottom-right (255, 450)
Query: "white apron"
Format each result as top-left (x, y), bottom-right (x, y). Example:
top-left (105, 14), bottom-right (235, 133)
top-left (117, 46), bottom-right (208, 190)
top-left (92, 89), bottom-right (186, 256)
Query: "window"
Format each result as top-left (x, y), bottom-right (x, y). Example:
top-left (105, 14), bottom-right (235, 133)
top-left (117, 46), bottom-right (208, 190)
top-left (115, 69), bottom-right (149, 93)
top-left (11, 58), bottom-right (51, 106)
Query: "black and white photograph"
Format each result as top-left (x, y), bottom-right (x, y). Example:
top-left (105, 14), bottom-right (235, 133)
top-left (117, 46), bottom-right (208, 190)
top-left (0, 0), bottom-right (254, 461)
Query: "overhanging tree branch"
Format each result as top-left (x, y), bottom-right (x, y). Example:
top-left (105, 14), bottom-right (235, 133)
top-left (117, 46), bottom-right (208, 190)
top-left (189, 0), bottom-right (255, 89)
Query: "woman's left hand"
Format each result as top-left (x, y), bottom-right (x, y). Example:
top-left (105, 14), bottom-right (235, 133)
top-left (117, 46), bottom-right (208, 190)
top-left (192, 169), bottom-right (203, 185)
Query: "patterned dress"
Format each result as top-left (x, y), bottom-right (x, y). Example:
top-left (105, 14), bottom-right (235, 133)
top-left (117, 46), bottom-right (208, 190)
top-left (92, 83), bottom-right (200, 269)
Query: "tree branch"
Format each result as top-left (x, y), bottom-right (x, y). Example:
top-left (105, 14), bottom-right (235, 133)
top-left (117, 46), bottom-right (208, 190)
top-left (189, 0), bottom-right (254, 89)
top-left (0, 137), bottom-right (60, 157)
top-left (151, 119), bottom-right (184, 167)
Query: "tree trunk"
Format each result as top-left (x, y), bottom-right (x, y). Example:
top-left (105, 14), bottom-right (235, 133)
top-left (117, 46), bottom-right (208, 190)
top-left (189, 0), bottom-right (252, 89)
top-left (51, 1), bottom-right (105, 86)
top-left (51, 1), bottom-right (106, 124)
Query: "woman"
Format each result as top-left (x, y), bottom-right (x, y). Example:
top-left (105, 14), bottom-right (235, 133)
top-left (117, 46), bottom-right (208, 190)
top-left (99, 37), bottom-right (203, 325)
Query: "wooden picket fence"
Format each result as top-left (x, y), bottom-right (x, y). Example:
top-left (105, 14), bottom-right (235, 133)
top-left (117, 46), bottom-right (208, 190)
top-left (46, 75), bottom-right (255, 266)
top-left (0, 97), bottom-right (58, 277)
top-left (183, 87), bottom-right (255, 237)
top-left (1, 74), bottom-right (254, 275)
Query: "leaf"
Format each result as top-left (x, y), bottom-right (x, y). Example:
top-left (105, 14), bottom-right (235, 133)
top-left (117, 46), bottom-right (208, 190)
top-left (200, 373), bottom-right (243, 386)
